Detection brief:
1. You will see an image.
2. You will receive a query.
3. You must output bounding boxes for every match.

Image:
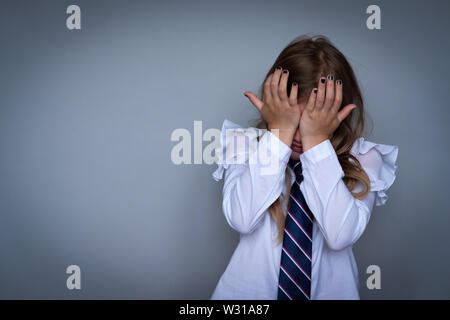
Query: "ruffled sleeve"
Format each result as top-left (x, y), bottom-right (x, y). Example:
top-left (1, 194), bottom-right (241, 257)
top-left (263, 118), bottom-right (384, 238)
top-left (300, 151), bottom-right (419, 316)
top-left (212, 119), bottom-right (262, 181)
top-left (350, 137), bottom-right (399, 206)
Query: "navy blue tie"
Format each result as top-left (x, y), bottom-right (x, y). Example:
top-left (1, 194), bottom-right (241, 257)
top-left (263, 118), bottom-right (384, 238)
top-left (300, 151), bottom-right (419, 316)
top-left (277, 158), bottom-right (314, 300)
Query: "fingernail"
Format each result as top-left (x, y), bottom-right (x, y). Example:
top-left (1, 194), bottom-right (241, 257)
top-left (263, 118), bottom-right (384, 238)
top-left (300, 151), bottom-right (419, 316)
top-left (328, 75), bottom-right (334, 80)
top-left (292, 82), bottom-right (298, 86)
top-left (336, 80), bottom-right (342, 85)
top-left (283, 69), bottom-right (289, 74)
top-left (314, 88), bottom-right (318, 93)
top-left (320, 78), bottom-right (326, 84)
top-left (276, 66), bottom-right (282, 70)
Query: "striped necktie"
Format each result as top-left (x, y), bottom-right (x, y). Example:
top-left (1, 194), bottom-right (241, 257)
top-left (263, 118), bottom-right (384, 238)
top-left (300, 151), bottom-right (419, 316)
top-left (277, 158), bottom-right (314, 300)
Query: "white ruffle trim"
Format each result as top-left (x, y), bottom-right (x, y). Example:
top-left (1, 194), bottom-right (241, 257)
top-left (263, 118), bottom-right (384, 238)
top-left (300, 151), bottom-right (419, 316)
top-left (351, 137), bottom-right (399, 206)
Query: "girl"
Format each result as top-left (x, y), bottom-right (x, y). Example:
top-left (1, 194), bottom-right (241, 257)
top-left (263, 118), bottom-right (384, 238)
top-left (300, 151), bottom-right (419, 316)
top-left (210, 35), bottom-right (398, 300)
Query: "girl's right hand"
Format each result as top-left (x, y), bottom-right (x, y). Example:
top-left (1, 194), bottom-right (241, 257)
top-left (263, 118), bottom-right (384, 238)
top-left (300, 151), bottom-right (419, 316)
top-left (244, 66), bottom-right (300, 147)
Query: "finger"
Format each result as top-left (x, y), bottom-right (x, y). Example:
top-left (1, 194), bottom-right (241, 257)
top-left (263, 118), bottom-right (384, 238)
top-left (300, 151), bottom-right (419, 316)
top-left (278, 68), bottom-right (289, 102)
top-left (244, 91), bottom-right (264, 112)
top-left (323, 74), bottom-right (335, 110)
top-left (305, 87), bottom-right (317, 112)
top-left (270, 66), bottom-right (283, 104)
top-left (337, 103), bottom-right (357, 122)
top-left (288, 82), bottom-right (299, 106)
top-left (331, 79), bottom-right (343, 112)
top-left (315, 76), bottom-right (326, 110)
top-left (263, 73), bottom-right (273, 103)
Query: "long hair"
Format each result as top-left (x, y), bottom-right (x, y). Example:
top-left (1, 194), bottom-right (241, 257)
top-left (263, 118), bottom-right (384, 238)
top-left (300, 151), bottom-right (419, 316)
top-left (250, 35), bottom-right (372, 245)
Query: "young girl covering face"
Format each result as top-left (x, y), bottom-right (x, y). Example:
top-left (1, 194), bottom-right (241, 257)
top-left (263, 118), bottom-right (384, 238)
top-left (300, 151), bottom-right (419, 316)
top-left (211, 35), bottom-right (398, 300)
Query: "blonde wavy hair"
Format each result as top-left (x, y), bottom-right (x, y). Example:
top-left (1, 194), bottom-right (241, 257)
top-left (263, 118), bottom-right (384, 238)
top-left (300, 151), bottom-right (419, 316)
top-left (250, 35), bottom-right (373, 244)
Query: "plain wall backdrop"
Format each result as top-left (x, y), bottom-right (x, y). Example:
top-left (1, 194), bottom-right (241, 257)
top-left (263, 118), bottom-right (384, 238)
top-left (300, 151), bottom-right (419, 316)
top-left (0, 0), bottom-right (449, 299)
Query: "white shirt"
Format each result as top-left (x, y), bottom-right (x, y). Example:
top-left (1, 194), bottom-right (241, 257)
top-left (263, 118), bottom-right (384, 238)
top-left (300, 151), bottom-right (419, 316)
top-left (210, 119), bottom-right (399, 300)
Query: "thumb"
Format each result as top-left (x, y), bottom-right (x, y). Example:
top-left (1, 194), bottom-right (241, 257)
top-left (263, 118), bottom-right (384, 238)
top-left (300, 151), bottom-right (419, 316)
top-left (244, 91), bottom-right (264, 112)
top-left (337, 104), bottom-right (357, 122)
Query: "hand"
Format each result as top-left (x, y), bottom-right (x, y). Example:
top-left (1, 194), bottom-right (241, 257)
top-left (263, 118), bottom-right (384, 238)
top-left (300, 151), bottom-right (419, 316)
top-left (300, 75), bottom-right (357, 151)
top-left (244, 66), bottom-right (300, 147)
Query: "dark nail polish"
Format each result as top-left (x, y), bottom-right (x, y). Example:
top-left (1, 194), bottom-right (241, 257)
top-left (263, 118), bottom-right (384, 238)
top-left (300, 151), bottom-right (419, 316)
top-left (292, 82), bottom-right (297, 86)
top-left (283, 69), bottom-right (288, 74)
top-left (276, 66), bottom-right (282, 70)
top-left (328, 75), bottom-right (334, 80)
top-left (336, 80), bottom-right (342, 85)
top-left (320, 78), bottom-right (325, 84)
top-left (314, 89), bottom-right (318, 93)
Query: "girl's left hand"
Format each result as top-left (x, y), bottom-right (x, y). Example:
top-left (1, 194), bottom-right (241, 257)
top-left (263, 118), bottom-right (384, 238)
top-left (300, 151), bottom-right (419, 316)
top-left (300, 75), bottom-right (357, 150)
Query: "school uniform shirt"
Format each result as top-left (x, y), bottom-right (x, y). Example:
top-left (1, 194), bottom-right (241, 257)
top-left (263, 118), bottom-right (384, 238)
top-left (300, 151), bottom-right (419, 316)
top-left (210, 119), bottom-right (399, 300)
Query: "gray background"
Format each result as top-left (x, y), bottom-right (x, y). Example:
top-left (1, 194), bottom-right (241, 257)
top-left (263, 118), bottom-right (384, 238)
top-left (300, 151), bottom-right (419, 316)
top-left (0, 0), bottom-right (449, 299)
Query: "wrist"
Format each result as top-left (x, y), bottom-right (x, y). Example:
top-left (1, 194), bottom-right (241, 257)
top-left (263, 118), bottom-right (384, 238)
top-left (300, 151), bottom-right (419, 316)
top-left (301, 135), bottom-right (329, 152)
top-left (267, 125), bottom-right (294, 147)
